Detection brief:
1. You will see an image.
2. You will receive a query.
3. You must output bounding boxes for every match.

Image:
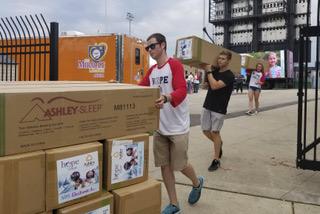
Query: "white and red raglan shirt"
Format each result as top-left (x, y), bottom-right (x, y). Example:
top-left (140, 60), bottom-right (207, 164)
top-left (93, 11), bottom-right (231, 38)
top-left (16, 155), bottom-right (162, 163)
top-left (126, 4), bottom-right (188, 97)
top-left (139, 58), bottom-right (189, 135)
top-left (249, 70), bottom-right (265, 88)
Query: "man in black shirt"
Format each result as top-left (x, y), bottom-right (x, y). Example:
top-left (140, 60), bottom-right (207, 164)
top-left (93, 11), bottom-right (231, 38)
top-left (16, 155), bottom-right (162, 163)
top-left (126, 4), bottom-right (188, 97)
top-left (200, 50), bottom-right (235, 171)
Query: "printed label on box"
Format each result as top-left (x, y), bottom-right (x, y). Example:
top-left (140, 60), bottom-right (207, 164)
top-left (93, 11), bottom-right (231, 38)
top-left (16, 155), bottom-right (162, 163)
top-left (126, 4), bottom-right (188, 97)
top-left (57, 151), bottom-right (100, 204)
top-left (85, 204), bottom-right (110, 214)
top-left (241, 56), bottom-right (246, 66)
top-left (111, 141), bottom-right (144, 184)
top-left (177, 39), bottom-right (192, 59)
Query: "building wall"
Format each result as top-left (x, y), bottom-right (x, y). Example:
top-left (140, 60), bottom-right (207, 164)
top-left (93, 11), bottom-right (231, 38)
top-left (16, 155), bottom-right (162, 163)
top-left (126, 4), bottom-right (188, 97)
top-left (212, 0), bottom-right (309, 54)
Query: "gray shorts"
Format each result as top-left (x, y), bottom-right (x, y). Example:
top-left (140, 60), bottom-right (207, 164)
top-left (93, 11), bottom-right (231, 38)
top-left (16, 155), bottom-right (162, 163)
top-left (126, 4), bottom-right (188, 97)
top-left (201, 108), bottom-right (225, 131)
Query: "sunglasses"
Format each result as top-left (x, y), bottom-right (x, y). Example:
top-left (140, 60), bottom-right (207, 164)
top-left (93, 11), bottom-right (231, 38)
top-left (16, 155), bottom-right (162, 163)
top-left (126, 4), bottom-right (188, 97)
top-left (145, 43), bottom-right (160, 51)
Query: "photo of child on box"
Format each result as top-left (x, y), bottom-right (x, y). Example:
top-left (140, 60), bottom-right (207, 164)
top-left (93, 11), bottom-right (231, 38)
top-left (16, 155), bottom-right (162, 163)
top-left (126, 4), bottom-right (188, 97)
top-left (111, 140), bottom-right (144, 184)
top-left (57, 151), bottom-right (100, 204)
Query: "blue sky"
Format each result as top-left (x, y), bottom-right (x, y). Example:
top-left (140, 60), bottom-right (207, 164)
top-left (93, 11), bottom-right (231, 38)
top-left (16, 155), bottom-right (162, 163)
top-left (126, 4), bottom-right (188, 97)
top-left (1, 0), bottom-right (214, 57)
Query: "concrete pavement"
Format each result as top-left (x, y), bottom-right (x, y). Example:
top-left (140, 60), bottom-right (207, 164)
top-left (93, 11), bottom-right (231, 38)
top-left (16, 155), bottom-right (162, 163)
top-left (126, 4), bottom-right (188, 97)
top-left (148, 88), bottom-right (320, 214)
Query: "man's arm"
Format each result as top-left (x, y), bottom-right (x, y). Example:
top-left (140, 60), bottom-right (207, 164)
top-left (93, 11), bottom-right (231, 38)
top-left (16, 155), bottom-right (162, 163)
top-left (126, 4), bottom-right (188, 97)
top-left (199, 63), bottom-right (227, 90)
top-left (169, 60), bottom-right (188, 107)
top-left (207, 73), bottom-right (227, 90)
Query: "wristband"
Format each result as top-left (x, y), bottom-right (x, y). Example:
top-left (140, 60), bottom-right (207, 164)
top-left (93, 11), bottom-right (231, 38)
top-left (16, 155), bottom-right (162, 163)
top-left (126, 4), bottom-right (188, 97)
top-left (207, 72), bottom-right (212, 75)
top-left (163, 95), bottom-right (167, 103)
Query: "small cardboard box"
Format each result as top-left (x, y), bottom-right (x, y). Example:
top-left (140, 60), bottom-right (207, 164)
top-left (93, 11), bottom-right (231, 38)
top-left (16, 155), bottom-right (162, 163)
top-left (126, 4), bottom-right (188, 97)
top-left (0, 82), bottom-right (159, 156)
top-left (112, 178), bottom-right (161, 214)
top-left (56, 191), bottom-right (113, 214)
top-left (103, 133), bottom-right (149, 191)
top-left (0, 151), bottom-right (45, 214)
top-left (174, 35), bottom-right (242, 74)
top-left (240, 54), bottom-right (270, 71)
top-left (45, 142), bottom-right (103, 211)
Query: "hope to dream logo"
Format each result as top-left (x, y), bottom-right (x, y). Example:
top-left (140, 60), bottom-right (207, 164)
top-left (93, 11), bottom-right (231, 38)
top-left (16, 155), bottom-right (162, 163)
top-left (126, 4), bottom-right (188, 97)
top-left (88, 42), bottom-right (108, 63)
top-left (84, 154), bottom-right (96, 167)
top-left (86, 154), bottom-right (93, 162)
top-left (113, 152), bottom-right (120, 159)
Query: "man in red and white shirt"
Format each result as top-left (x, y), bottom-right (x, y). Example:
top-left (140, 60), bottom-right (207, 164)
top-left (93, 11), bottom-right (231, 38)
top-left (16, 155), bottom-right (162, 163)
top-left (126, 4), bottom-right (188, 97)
top-left (139, 33), bottom-right (203, 214)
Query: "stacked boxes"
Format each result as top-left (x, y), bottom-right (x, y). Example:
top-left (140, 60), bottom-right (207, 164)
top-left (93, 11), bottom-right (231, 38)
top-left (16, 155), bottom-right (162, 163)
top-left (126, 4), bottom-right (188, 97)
top-left (0, 151), bottom-right (45, 214)
top-left (55, 192), bottom-right (114, 214)
top-left (112, 178), bottom-right (161, 214)
top-left (45, 142), bottom-right (103, 210)
top-left (174, 35), bottom-right (242, 74)
top-left (0, 82), bottom-right (159, 156)
top-left (103, 133), bottom-right (149, 191)
top-left (0, 81), bottom-right (161, 213)
top-left (103, 134), bottom-right (162, 214)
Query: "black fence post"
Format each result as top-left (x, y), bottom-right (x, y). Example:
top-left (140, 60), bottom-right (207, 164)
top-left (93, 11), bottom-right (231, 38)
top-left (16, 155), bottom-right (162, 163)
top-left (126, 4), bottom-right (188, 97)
top-left (50, 22), bottom-right (59, 81)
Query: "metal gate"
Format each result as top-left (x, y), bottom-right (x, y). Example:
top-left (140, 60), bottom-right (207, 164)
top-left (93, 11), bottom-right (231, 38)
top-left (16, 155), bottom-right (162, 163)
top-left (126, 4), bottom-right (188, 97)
top-left (0, 14), bottom-right (58, 81)
top-left (296, 0), bottom-right (320, 170)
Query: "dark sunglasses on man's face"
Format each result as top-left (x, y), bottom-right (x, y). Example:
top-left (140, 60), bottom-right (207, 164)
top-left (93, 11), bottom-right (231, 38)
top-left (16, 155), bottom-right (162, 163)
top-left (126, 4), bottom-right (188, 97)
top-left (145, 43), bottom-right (160, 51)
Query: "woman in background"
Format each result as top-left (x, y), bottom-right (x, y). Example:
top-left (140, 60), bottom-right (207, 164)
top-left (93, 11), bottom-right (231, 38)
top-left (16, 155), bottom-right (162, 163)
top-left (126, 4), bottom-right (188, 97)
top-left (246, 63), bottom-right (265, 115)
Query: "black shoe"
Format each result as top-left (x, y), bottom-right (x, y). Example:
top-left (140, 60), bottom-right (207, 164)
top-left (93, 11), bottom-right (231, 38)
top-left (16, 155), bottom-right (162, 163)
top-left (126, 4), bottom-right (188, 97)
top-left (208, 159), bottom-right (220, 171)
top-left (219, 141), bottom-right (223, 159)
top-left (246, 111), bottom-right (252, 116)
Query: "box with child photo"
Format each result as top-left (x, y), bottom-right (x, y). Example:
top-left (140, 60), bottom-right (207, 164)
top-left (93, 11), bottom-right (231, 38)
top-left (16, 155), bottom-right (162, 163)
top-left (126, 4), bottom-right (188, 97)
top-left (103, 133), bottom-right (149, 191)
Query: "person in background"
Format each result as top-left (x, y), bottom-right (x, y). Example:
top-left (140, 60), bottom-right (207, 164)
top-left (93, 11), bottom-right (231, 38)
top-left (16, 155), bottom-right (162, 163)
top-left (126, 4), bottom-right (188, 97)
top-left (185, 70), bottom-right (188, 79)
top-left (139, 33), bottom-right (203, 214)
top-left (246, 63), bottom-right (265, 115)
top-left (187, 72), bottom-right (193, 94)
top-left (235, 74), bottom-right (244, 94)
top-left (200, 50), bottom-right (235, 171)
top-left (193, 70), bottom-right (200, 93)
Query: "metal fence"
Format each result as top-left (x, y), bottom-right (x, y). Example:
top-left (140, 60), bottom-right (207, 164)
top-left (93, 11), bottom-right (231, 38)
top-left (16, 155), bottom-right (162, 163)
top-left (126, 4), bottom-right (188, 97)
top-left (296, 0), bottom-right (320, 171)
top-left (0, 14), bottom-right (58, 81)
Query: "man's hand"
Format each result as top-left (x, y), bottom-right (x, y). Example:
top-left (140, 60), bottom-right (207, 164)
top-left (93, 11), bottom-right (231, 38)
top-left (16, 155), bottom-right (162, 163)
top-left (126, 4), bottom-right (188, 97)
top-left (108, 79), bottom-right (119, 83)
top-left (202, 81), bottom-right (209, 89)
top-left (199, 63), bottom-right (212, 72)
top-left (155, 95), bottom-right (166, 109)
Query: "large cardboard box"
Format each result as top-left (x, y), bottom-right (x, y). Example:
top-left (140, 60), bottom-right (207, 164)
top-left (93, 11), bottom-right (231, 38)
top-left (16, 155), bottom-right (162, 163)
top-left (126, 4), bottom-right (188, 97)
top-left (0, 81), bottom-right (135, 87)
top-left (0, 151), bottom-right (45, 214)
top-left (0, 82), bottom-right (159, 156)
top-left (103, 133), bottom-right (149, 191)
top-left (112, 178), bottom-right (161, 214)
top-left (56, 191), bottom-right (113, 214)
top-left (174, 36), bottom-right (242, 74)
top-left (240, 54), bottom-right (270, 71)
top-left (45, 142), bottom-right (103, 211)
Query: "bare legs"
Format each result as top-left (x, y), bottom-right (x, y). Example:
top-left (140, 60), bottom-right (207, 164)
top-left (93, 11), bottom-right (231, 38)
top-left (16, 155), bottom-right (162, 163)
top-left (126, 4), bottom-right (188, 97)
top-left (161, 165), bottom-right (178, 206)
top-left (248, 89), bottom-right (261, 112)
top-left (254, 91), bottom-right (261, 111)
top-left (161, 163), bottom-right (200, 206)
top-left (203, 130), bottom-right (221, 160)
top-left (248, 89), bottom-right (254, 112)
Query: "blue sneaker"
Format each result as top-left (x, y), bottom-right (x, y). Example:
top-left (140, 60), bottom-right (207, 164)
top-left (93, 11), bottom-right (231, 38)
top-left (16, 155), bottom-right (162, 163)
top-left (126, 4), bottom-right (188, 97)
top-left (161, 203), bottom-right (180, 214)
top-left (188, 176), bottom-right (204, 204)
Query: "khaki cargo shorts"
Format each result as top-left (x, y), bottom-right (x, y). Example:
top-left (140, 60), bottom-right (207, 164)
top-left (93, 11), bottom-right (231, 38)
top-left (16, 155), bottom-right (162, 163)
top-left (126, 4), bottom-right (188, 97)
top-left (153, 131), bottom-right (189, 171)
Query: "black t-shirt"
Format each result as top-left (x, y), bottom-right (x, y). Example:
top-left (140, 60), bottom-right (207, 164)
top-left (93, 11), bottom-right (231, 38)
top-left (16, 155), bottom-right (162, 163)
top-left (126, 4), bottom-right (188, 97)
top-left (203, 69), bottom-right (235, 114)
